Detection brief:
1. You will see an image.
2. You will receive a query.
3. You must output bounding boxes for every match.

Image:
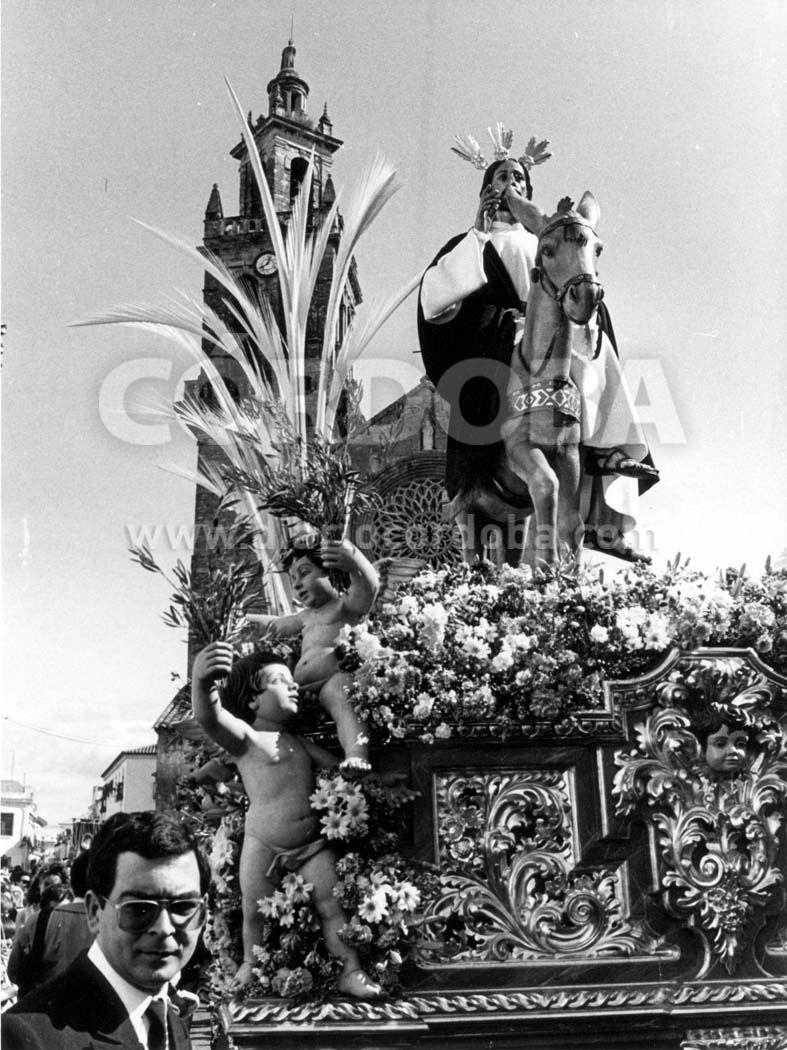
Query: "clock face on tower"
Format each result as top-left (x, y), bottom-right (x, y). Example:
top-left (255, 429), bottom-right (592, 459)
top-left (254, 252), bottom-right (278, 277)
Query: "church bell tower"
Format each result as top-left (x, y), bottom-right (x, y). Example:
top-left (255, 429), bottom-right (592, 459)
top-left (189, 40), bottom-right (362, 654)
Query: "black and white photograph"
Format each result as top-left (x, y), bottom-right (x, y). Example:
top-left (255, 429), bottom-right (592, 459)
top-left (2, 2), bottom-right (786, 1047)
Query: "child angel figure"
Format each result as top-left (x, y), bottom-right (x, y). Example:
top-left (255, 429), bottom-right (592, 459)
top-left (247, 533), bottom-right (378, 775)
top-left (695, 711), bottom-right (755, 779)
top-left (191, 644), bottom-right (382, 998)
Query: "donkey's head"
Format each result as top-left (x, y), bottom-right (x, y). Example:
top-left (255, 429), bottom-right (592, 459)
top-left (529, 192), bottom-right (604, 325)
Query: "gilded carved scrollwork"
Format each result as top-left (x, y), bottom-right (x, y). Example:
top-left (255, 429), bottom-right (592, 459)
top-left (682, 1026), bottom-right (787, 1050)
top-left (223, 984), bottom-right (787, 1029)
top-left (612, 654), bottom-right (787, 974)
top-left (417, 768), bottom-right (663, 964)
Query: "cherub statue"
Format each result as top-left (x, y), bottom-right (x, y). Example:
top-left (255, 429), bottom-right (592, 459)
top-left (191, 645), bottom-right (382, 998)
top-left (696, 713), bottom-right (752, 778)
top-left (247, 533), bottom-right (378, 775)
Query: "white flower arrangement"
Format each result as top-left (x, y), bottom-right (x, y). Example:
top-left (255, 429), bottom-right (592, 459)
top-left (338, 559), bottom-right (787, 743)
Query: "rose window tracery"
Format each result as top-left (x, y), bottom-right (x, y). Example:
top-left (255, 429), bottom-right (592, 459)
top-left (356, 477), bottom-right (462, 567)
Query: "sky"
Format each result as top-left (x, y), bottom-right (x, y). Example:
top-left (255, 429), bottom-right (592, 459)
top-left (2, 0), bottom-right (786, 827)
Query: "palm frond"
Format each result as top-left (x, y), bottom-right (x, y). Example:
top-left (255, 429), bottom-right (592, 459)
top-left (131, 223), bottom-right (292, 401)
top-left (324, 272), bottom-right (421, 435)
top-left (315, 153), bottom-right (403, 435)
top-left (231, 434), bottom-right (380, 540)
top-left (128, 543), bottom-right (267, 646)
top-left (74, 82), bottom-right (415, 618)
top-left (224, 79), bottom-right (310, 452)
top-left (155, 457), bottom-right (227, 500)
top-left (72, 242), bottom-right (290, 409)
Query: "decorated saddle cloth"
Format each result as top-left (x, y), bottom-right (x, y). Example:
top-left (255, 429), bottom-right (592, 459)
top-left (505, 376), bottom-right (581, 421)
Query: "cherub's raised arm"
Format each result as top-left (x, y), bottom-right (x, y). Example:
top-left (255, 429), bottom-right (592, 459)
top-left (321, 539), bottom-right (379, 621)
top-left (247, 611), bottom-right (304, 640)
top-left (191, 642), bottom-right (250, 757)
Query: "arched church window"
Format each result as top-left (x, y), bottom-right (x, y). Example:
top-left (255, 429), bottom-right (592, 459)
top-left (248, 179), bottom-right (263, 217)
top-left (290, 156), bottom-right (309, 203)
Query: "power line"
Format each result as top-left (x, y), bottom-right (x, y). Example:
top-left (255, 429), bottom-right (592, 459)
top-left (2, 716), bottom-right (119, 747)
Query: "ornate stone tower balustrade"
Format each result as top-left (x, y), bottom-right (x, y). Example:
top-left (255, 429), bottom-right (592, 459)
top-left (220, 647), bottom-right (787, 1049)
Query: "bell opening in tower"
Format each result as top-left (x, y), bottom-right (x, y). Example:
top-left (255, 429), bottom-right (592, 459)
top-left (290, 156), bottom-right (309, 204)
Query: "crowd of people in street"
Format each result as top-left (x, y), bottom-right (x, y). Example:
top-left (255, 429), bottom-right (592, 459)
top-left (2, 854), bottom-right (93, 999)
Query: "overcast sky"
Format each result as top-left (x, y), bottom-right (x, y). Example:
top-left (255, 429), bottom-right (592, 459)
top-left (2, 0), bottom-right (785, 826)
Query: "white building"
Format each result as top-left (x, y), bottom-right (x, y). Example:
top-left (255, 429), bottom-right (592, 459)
top-left (1, 780), bottom-right (46, 869)
top-left (97, 745), bottom-right (158, 818)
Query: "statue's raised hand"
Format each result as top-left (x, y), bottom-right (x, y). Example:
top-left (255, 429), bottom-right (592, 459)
top-left (320, 537), bottom-right (358, 572)
top-left (504, 192), bottom-right (547, 235)
top-left (192, 640), bottom-right (234, 686)
top-left (475, 185), bottom-right (501, 233)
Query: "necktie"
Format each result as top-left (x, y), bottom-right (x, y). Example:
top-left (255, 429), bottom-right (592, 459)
top-left (144, 998), bottom-right (169, 1050)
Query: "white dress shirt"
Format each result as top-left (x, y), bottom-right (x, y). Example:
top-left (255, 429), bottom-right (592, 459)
top-left (87, 941), bottom-right (170, 1048)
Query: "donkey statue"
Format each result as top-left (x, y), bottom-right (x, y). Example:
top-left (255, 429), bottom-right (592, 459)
top-left (497, 192), bottom-right (605, 565)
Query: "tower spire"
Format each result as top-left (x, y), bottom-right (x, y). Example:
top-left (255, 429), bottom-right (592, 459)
top-left (268, 33), bottom-right (308, 115)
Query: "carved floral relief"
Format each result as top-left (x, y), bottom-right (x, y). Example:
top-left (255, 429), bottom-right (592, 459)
top-left (682, 1025), bottom-right (787, 1050)
top-left (612, 655), bottom-right (787, 973)
top-left (417, 767), bottom-right (664, 965)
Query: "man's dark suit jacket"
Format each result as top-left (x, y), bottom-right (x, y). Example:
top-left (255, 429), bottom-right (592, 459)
top-left (1, 950), bottom-right (193, 1050)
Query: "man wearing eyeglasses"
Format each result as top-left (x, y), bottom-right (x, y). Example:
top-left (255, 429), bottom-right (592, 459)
top-left (2, 811), bottom-right (209, 1050)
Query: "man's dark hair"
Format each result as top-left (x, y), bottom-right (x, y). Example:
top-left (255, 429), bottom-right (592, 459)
top-left (480, 158), bottom-right (533, 201)
top-left (69, 851), bottom-right (90, 899)
top-left (26, 861), bottom-right (69, 906)
top-left (220, 651), bottom-right (292, 725)
top-left (40, 883), bottom-right (67, 910)
top-left (86, 811), bottom-right (210, 899)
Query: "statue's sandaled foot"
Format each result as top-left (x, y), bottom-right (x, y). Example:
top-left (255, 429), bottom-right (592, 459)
top-left (229, 961), bottom-right (255, 994)
top-left (596, 448), bottom-right (659, 481)
top-left (585, 528), bottom-right (651, 564)
top-left (337, 967), bottom-right (383, 999)
top-left (339, 755), bottom-right (372, 778)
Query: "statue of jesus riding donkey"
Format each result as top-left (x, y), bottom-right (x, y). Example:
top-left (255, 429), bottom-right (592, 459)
top-left (418, 124), bottom-right (659, 567)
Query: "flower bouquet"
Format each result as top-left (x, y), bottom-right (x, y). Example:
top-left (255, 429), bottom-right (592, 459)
top-left (339, 558), bottom-right (787, 744)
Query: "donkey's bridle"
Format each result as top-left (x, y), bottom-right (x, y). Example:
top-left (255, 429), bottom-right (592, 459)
top-left (531, 216), bottom-right (604, 306)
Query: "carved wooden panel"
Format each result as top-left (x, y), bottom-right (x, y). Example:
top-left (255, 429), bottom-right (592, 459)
top-left (611, 649), bottom-right (787, 977)
top-left (223, 649), bottom-right (787, 1047)
top-left (417, 766), bottom-right (664, 965)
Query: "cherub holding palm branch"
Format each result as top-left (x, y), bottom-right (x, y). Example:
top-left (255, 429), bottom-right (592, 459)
top-left (248, 534), bottom-right (378, 774)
